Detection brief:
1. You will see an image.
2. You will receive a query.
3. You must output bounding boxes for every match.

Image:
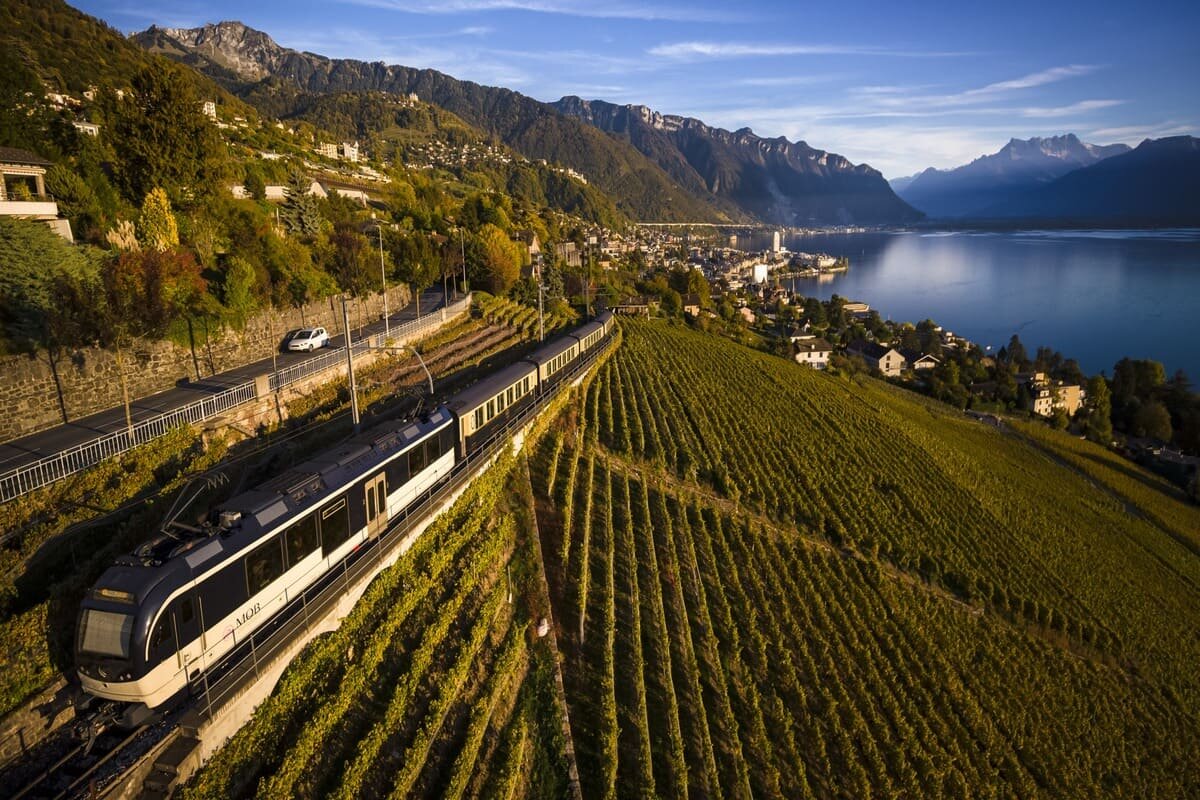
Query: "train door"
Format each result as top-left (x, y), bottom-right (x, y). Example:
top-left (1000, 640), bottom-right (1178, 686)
top-left (175, 593), bottom-right (204, 681)
top-left (364, 473), bottom-right (388, 539)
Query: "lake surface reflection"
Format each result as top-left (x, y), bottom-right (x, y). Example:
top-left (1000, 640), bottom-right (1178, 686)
top-left (783, 229), bottom-right (1200, 378)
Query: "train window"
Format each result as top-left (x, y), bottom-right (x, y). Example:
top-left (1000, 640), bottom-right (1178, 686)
top-left (441, 428), bottom-right (455, 454)
top-left (387, 452), bottom-right (409, 487)
top-left (179, 597), bottom-right (195, 625)
top-left (487, 399), bottom-right (495, 420)
top-left (79, 609), bottom-right (133, 659)
top-left (473, 408), bottom-right (483, 430)
top-left (149, 614), bottom-right (175, 661)
top-left (320, 499), bottom-right (351, 556)
top-left (245, 536), bottom-right (285, 596)
top-left (409, 440), bottom-right (428, 473)
top-left (367, 486), bottom-right (376, 520)
top-left (285, 515), bottom-right (320, 567)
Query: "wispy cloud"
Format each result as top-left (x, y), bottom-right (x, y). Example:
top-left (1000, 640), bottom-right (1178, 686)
top-left (966, 64), bottom-right (1099, 95)
top-left (649, 41), bottom-right (974, 60)
top-left (338, 0), bottom-right (735, 22)
top-left (1020, 99), bottom-right (1123, 118)
top-left (1086, 121), bottom-right (1197, 142)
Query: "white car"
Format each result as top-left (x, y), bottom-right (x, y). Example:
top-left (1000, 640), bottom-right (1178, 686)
top-left (287, 327), bottom-right (331, 352)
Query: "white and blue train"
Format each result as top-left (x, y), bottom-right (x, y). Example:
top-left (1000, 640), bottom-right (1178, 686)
top-left (75, 311), bottom-right (613, 723)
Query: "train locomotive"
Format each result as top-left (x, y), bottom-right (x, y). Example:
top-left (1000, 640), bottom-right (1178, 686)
top-left (74, 311), bottom-right (613, 726)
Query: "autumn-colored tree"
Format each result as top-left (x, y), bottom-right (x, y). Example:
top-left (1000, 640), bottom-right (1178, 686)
top-left (138, 188), bottom-right (179, 252)
top-left (477, 223), bottom-right (523, 294)
top-left (101, 248), bottom-right (207, 429)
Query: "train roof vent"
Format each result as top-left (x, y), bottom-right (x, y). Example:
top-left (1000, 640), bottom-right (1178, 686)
top-left (260, 470), bottom-right (323, 500)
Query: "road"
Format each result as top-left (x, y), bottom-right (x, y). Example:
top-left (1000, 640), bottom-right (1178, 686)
top-left (0, 288), bottom-right (452, 475)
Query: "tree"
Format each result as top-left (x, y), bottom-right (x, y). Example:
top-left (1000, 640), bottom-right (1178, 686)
top-left (221, 256), bottom-right (260, 332)
top-left (45, 164), bottom-right (101, 235)
top-left (1005, 334), bottom-right (1029, 369)
top-left (279, 168), bottom-right (323, 238)
top-left (1133, 400), bottom-right (1172, 442)
top-left (100, 248), bottom-right (207, 430)
top-left (0, 218), bottom-right (103, 422)
top-left (104, 61), bottom-right (228, 204)
top-left (477, 223), bottom-right (523, 294)
top-left (137, 188), bottom-right (179, 252)
top-left (1084, 376), bottom-right (1113, 444)
top-left (322, 223), bottom-right (377, 297)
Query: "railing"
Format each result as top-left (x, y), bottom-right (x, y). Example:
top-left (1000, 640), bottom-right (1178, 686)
top-left (0, 295), bottom-right (473, 504)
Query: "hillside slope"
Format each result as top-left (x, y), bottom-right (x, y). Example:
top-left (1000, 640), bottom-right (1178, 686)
top-left (554, 96), bottom-right (922, 226)
top-left (133, 22), bottom-right (734, 224)
top-left (184, 318), bottom-right (1200, 798)
top-left (535, 320), bottom-right (1200, 797)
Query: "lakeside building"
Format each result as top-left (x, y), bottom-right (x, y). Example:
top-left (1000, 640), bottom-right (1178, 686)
top-left (795, 339), bottom-right (833, 369)
top-left (845, 340), bottom-right (906, 377)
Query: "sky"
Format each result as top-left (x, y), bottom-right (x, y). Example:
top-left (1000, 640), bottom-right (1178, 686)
top-left (76, 0), bottom-right (1200, 178)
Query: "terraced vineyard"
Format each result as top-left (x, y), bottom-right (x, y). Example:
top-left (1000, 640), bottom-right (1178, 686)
top-left (531, 318), bottom-right (1200, 798)
top-left (181, 455), bottom-right (570, 800)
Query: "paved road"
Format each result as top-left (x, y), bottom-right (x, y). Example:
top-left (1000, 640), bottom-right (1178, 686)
top-left (0, 288), bottom-right (454, 474)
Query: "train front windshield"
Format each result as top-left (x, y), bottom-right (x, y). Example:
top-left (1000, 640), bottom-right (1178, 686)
top-left (78, 608), bottom-right (134, 659)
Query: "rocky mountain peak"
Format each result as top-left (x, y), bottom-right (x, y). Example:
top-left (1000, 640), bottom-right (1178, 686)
top-left (140, 21), bottom-right (291, 81)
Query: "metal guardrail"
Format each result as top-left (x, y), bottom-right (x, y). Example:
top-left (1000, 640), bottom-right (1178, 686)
top-left (0, 295), bottom-right (473, 504)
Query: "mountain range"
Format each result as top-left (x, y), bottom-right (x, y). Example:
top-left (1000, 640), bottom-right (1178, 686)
top-left (894, 134), bottom-right (1130, 219)
top-left (552, 97), bottom-right (920, 226)
top-left (134, 21), bottom-right (920, 226)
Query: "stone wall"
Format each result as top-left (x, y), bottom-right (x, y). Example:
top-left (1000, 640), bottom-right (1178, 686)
top-left (0, 286), bottom-right (411, 443)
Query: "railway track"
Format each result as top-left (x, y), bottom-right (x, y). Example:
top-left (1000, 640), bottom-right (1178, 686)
top-left (4, 713), bottom-right (173, 800)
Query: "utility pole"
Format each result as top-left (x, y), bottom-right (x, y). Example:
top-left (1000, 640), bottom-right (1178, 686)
top-left (341, 296), bottom-right (361, 432)
top-left (377, 224), bottom-right (390, 340)
top-left (537, 258), bottom-right (545, 341)
top-left (459, 227), bottom-right (467, 292)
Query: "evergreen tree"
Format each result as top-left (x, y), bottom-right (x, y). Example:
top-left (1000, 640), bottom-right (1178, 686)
top-left (1085, 376), bottom-right (1114, 444)
top-left (280, 169), bottom-right (323, 237)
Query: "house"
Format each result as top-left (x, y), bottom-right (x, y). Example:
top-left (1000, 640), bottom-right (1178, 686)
top-left (900, 349), bottom-right (940, 371)
top-left (794, 338), bottom-right (833, 369)
top-left (749, 263), bottom-right (771, 284)
top-left (0, 147), bottom-right (70, 240)
top-left (737, 306), bottom-right (756, 324)
top-left (515, 230), bottom-right (541, 260)
top-left (845, 340), bottom-right (906, 376)
top-left (72, 121), bottom-right (100, 137)
top-left (201, 100), bottom-right (217, 120)
top-left (554, 241), bottom-right (582, 269)
top-left (316, 142), bottom-right (339, 159)
top-left (613, 295), bottom-right (654, 316)
top-left (681, 293), bottom-right (702, 316)
top-left (339, 142), bottom-right (360, 162)
top-left (1016, 372), bottom-right (1086, 417)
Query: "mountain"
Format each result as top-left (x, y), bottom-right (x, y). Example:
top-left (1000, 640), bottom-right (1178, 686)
top-left (133, 22), bottom-right (733, 224)
top-left (895, 134), bottom-right (1130, 219)
top-left (0, 0), bottom-right (246, 109)
top-left (553, 96), bottom-right (921, 226)
top-left (980, 135), bottom-right (1200, 224)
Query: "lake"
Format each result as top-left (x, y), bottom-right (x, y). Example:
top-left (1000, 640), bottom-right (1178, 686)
top-left (781, 229), bottom-right (1200, 379)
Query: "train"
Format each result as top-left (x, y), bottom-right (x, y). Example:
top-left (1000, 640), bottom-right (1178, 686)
top-left (74, 311), bottom-right (613, 726)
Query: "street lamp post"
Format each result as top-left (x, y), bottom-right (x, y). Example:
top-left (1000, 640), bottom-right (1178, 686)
top-left (377, 224), bottom-right (390, 340)
top-left (341, 295), bottom-right (361, 433)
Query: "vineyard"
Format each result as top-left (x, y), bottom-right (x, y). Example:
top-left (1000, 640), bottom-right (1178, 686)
top-left (531, 318), bottom-right (1200, 798)
top-left (182, 454), bottom-right (570, 799)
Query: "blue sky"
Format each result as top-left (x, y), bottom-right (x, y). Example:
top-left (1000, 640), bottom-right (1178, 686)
top-left (76, 0), bottom-right (1199, 178)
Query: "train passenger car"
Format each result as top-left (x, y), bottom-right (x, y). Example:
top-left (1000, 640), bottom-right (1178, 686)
top-left (75, 409), bottom-right (456, 722)
top-left (569, 316), bottom-right (607, 355)
top-left (526, 335), bottom-right (580, 389)
top-left (444, 360), bottom-right (538, 458)
top-left (596, 309), bottom-right (614, 337)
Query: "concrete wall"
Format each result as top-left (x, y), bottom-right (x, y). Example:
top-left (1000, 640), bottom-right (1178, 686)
top-left (0, 286), bottom-right (410, 443)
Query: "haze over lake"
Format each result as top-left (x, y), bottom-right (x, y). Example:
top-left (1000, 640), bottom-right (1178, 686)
top-left (784, 229), bottom-right (1200, 379)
